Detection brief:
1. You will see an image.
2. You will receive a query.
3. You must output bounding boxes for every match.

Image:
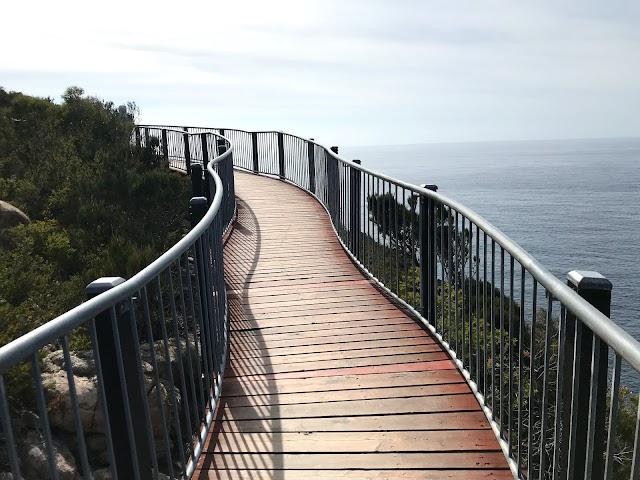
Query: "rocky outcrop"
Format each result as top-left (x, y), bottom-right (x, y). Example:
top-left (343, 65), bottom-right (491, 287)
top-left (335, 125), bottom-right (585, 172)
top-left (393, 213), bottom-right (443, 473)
top-left (19, 431), bottom-right (80, 480)
top-left (0, 201), bottom-right (29, 230)
top-left (29, 338), bottom-right (197, 479)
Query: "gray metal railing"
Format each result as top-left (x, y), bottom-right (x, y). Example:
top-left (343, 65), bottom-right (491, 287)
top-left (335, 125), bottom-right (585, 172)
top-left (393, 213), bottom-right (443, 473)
top-left (145, 125), bottom-right (640, 480)
top-left (0, 129), bottom-right (234, 480)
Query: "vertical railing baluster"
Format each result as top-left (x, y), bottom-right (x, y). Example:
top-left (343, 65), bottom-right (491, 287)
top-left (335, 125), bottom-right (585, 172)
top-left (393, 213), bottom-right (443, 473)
top-left (252, 132), bottom-right (259, 173)
top-left (184, 131), bottom-right (191, 174)
top-left (308, 139), bottom-right (316, 194)
top-left (0, 375), bottom-right (21, 479)
top-left (528, 279), bottom-right (538, 477)
top-left (350, 160), bottom-right (362, 258)
top-left (604, 354), bottom-right (622, 479)
top-left (162, 128), bottom-right (169, 163)
top-left (61, 335), bottom-right (91, 478)
top-left (31, 353), bottom-right (59, 480)
top-left (278, 131), bottom-right (285, 179)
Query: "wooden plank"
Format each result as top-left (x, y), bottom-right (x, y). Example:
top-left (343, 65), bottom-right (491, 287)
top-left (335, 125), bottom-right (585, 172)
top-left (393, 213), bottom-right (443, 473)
top-left (196, 470), bottom-right (514, 480)
top-left (231, 321), bottom-right (422, 339)
top-left (206, 430), bottom-right (502, 453)
top-left (228, 311), bottom-right (414, 330)
top-left (215, 412), bottom-right (492, 433)
top-left (230, 337), bottom-right (438, 359)
top-left (227, 352), bottom-right (450, 376)
top-left (229, 329), bottom-right (430, 349)
top-left (229, 301), bottom-right (405, 320)
top-left (230, 317), bottom-right (418, 336)
top-left (221, 383), bottom-right (471, 407)
top-left (224, 359), bottom-right (457, 381)
top-left (230, 343), bottom-right (444, 364)
top-left (221, 370), bottom-right (466, 397)
top-left (198, 452), bottom-right (509, 470)
top-left (219, 394), bottom-right (481, 420)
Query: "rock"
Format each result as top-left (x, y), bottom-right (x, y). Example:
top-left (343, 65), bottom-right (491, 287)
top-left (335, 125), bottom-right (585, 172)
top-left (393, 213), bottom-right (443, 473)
top-left (85, 433), bottom-right (109, 466)
top-left (0, 472), bottom-right (24, 480)
top-left (40, 348), bottom-right (180, 462)
top-left (19, 431), bottom-right (80, 480)
top-left (92, 468), bottom-right (112, 480)
top-left (41, 350), bottom-right (104, 435)
top-left (0, 201), bottom-right (29, 230)
top-left (140, 338), bottom-right (199, 389)
top-left (41, 350), bottom-right (95, 377)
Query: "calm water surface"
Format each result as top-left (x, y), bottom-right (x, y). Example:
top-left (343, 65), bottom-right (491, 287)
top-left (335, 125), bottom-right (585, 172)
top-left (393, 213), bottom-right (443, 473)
top-left (342, 138), bottom-right (640, 341)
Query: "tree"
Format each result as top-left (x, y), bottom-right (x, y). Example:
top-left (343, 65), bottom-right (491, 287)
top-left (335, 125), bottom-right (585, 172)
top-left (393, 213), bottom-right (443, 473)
top-left (367, 191), bottom-right (477, 284)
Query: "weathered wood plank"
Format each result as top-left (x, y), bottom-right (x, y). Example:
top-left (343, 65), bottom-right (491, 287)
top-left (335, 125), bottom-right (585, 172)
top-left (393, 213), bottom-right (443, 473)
top-left (196, 470), bottom-right (514, 480)
top-left (214, 412), bottom-right (492, 433)
top-left (221, 370), bottom-right (466, 396)
top-left (198, 452), bottom-right (509, 470)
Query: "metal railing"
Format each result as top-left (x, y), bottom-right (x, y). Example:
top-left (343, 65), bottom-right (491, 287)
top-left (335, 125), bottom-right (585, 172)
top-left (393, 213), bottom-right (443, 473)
top-left (0, 129), bottom-right (234, 480)
top-left (147, 125), bottom-right (640, 480)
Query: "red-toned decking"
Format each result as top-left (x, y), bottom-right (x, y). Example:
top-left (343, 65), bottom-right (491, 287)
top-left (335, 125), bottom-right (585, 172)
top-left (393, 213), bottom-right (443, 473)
top-left (194, 172), bottom-right (511, 479)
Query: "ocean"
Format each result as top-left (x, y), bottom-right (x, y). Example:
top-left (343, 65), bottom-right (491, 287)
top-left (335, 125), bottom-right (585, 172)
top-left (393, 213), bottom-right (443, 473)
top-left (342, 137), bottom-right (640, 342)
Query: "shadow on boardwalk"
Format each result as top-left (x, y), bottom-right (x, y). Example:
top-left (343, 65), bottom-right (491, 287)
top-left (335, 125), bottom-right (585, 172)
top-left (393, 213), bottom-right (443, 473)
top-left (195, 172), bottom-right (511, 480)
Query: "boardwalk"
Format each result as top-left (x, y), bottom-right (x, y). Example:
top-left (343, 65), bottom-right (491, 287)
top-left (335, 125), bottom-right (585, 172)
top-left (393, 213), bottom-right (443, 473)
top-left (194, 172), bottom-right (511, 479)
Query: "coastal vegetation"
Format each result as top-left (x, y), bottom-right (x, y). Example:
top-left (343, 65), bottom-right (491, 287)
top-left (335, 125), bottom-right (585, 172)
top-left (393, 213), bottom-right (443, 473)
top-left (0, 86), bottom-right (190, 408)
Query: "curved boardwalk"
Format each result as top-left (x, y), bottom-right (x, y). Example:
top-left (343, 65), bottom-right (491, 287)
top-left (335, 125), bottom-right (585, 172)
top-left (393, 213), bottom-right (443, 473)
top-left (195, 172), bottom-right (511, 479)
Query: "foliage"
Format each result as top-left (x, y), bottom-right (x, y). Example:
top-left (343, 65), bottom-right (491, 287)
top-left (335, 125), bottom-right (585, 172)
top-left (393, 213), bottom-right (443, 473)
top-left (0, 86), bottom-right (190, 408)
top-left (367, 192), bottom-right (477, 284)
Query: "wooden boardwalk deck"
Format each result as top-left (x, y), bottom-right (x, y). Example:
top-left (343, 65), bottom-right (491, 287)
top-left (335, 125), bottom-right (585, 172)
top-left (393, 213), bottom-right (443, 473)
top-left (194, 172), bottom-right (511, 479)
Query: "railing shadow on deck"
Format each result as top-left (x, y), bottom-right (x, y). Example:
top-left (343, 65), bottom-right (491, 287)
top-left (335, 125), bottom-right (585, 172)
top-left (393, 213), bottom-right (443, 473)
top-left (196, 197), bottom-right (284, 479)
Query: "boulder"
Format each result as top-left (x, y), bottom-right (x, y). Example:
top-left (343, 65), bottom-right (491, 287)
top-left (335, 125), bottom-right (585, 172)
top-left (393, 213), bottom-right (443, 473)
top-left (40, 352), bottom-right (104, 435)
top-left (19, 431), bottom-right (80, 480)
top-left (0, 201), bottom-right (29, 230)
top-left (40, 345), bottom-right (183, 463)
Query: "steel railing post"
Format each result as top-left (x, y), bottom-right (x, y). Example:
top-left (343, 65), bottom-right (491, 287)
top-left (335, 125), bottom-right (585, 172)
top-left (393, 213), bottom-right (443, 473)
top-left (191, 164), bottom-right (204, 198)
top-left (308, 139), bottom-right (316, 194)
top-left (419, 185), bottom-right (438, 323)
top-left (327, 146), bottom-right (339, 222)
top-left (252, 132), bottom-right (259, 173)
top-left (161, 128), bottom-right (168, 162)
top-left (277, 132), bottom-right (285, 179)
top-left (201, 132), bottom-right (209, 169)
top-left (183, 132), bottom-right (191, 174)
top-left (217, 139), bottom-right (227, 157)
top-left (562, 270), bottom-right (611, 480)
top-left (86, 278), bottom-right (153, 480)
top-left (350, 160), bottom-right (362, 258)
top-left (190, 196), bottom-right (208, 229)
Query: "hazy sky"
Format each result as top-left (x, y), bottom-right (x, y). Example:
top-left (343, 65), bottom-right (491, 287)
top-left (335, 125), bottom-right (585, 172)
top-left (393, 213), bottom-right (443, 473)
top-left (1, 0), bottom-right (639, 146)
